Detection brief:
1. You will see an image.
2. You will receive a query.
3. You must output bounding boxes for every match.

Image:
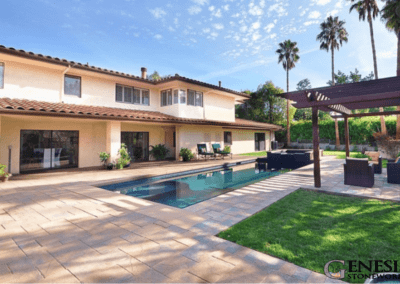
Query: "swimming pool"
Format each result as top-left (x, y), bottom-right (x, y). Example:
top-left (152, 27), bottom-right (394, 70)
top-left (100, 165), bottom-right (283, 209)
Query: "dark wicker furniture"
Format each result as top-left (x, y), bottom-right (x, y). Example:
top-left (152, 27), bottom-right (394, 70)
top-left (344, 158), bottom-right (374, 188)
top-left (387, 158), bottom-right (400, 184)
top-left (365, 151), bottom-right (383, 174)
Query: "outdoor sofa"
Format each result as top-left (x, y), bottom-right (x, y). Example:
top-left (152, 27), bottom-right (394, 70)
top-left (256, 149), bottom-right (323, 170)
top-left (365, 151), bottom-right (383, 174)
top-left (387, 157), bottom-right (400, 184)
top-left (343, 158), bottom-right (374, 188)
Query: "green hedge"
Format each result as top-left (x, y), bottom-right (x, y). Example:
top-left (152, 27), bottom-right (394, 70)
top-left (276, 116), bottom-right (397, 144)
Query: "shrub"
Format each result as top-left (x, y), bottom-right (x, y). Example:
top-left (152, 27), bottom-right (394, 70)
top-left (352, 145), bottom-right (359, 152)
top-left (224, 145), bottom-right (231, 153)
top-left (0, 164), bottom-right (10, 177)
top-left (325, 145), bottom-right (331, 151)
top-left (149, 144), bottom-right (169, 160)
top-left (180, 148), bottom-right (194, 162)
top-left (116, 143), bottom-right (131, 169)
top-left (99, 152), bottom-right (110, 167)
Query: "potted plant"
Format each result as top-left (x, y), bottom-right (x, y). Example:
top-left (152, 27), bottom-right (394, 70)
top-left (99, 152), bottom-right (111, 169)
top-left (149, 144), bottom-right (169, 160)
top-left (223, 145), bottom-right (231, 153)
top-left (180, 148), bottom-right (194, 162)
top-left (0, 164), bottom-right (11, 182)
top-left (116, 143), bottom-right (131, 169)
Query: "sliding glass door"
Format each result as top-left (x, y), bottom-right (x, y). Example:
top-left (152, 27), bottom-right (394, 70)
top-left (121, 132), bottom-right (149, 162)
top-left (20, 130), bottom-right (79, 172)
top-left (255, 133), bottom-right (266, 151)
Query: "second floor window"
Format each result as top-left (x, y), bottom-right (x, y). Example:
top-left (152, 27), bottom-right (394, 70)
top-left (116, 84), bottom-right (149, 105)
top-left (0, 62), bottom-right (4, 89)
top-left (64, 75), bottom-right (81, 97)
top-left (187, 90), bottom-right (203, 107)
top-left (161, 89), bottom-right (172, 106)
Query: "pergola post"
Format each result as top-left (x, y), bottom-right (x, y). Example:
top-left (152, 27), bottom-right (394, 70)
top-left (312, 107), bottom-right (321, 188)
top-left (344, 116), bottom-right (350, 158)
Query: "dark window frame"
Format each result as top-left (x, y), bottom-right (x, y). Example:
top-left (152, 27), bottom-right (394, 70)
top-left (255, 132), bottom-right (266, 151)
top-left (224, 131), bottom-right (232, 145)
top-left (64, 74), bottom-right (81, 97)
top-left (187, 89), bottom-right (203, 107)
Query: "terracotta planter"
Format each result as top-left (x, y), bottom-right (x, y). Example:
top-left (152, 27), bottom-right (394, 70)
top-left (0, 174), bottom-right (11, 182)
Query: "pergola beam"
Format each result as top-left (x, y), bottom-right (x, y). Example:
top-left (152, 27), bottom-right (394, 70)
top-left (306, 91), bottom-right (351, 115)
top-left (344, 116), bottom-right (350, 158)
top-left (294, 91), bottom-right (400, 109)
top-left (332, 110), bottom-right (400, 118)
top-left (312, 107), bottom-right (321, 188)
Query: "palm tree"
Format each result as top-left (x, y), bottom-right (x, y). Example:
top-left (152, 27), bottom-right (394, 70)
top-left (276, 40), bottom-right (300, 146)
top-left (349, 0), bottom-right (387, 135)
top-left (381, 0), bottom-right (400, 140)
top-left (317, 16), bottom-right (349, 150)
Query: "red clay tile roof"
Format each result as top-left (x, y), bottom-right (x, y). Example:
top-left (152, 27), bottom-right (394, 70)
top-left (0, 45), bottom-right (250, 99)
top-left (0, 98), bottom-right (282, 131)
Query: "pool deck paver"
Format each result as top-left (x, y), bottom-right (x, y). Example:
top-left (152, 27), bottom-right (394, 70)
top-left (0, 156), bottom-right (399, 283)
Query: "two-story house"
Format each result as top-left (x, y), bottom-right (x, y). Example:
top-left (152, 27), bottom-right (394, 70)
top-left (0, 45), bottom-right (282, 175)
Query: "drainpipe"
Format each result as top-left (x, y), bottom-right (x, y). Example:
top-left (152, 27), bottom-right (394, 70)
top-left (8, 145), bottom-right (12, 174)
top-left (60, 65), bottom-right (71, 102)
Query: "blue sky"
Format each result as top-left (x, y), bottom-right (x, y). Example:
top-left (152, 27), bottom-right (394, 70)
top-left (1, 0), bottom-right (397, 92)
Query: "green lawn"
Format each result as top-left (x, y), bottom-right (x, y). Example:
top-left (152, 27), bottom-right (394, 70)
top-left (240, 151), bottom-right (267, 157)
top-left (218, 190), bottom-right (400, 283)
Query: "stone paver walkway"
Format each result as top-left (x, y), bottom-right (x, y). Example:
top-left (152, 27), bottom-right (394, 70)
top-left (0, 156), bottom-right (399, 283)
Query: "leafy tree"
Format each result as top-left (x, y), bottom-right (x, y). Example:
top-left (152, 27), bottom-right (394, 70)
top-left (276, 40), bottom-right (300, 145)
top-left (327, 69), bottom-right (374, 85)
top-left (294, 79), bottom-right (312, 121)
top-left (235, 82), bottom-right (286, 125)
top-left (147, 71), bottom-right (161, 80)
top-left (349, 0), bottom-right (387, 134)
top-left (381, 0), bottom-right (400, 140)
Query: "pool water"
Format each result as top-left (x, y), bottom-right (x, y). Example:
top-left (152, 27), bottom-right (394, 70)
top-left (101, 166), bottom-right (282, 208)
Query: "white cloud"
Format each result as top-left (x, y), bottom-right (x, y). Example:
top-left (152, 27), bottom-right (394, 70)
top-left (168, 26), bottom-right (175, 32)
top-left (209, 6), bottom-right (215, 11)
top-left (335, 0), bottom-right (344, 9)
top-left (231, 13), bottom-right (240, 17)
top-left (252, 32), bottom-right (261, 41)
top-left (268, 3), bottom-right (287, 17)
top-left (149, 8), bottom-right (166, 19)
top-left (213, 23), bottom-right (224, 30)
top-left (240, 25), bottom-right (248, 32)
top-left (300, 8), bottom-right (309, 17)
top-left (264, 23), bottom-right (275, 33)
top-left (326, 9), bottom-right (339, 17)
top-left (304, 20), bottom-right (319, 26)
top-left (311, 0), bottom-right (331, 6)
top-left (154, 34), bottom-right (163, 39)
top-left (191, 0), bottom-right (208, 5)
top-left (251, 22), bottom-right (261, 30)
top-left (222, 4), bottom-right (229, 11)
top-left (188, 6), bottom-right (202, 15)
top-left (61, 24), bottom-right (72, 28)
top-left (308, 11), bottom-right (321, 19)
top-left (212, 9), bottom-right (222, 17)
top-left (202, 28), bottom-right (211, 33)
top-left (249, 2), bottom-right (264, 16)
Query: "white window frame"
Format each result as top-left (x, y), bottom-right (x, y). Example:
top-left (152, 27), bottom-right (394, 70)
top-left (161, 89), bottom-right (173, 107)
top-left (0, 62), bottom-right (4, 89)
top-left (187, 89), bottom-right (203, 107)
top-left (116, 84), bottom-right (150, 106)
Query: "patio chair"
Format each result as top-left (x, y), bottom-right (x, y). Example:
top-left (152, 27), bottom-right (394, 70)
top-left (387, 157), bottom-right (400, 184)
top-left (212, 144), bottom-right (232, 159)
top-left (197, 144), bottom-right (215, 160)
top-left (365, 151), bottom-right (382, 174)
top-left (344, 158), bottom-right (374, 188)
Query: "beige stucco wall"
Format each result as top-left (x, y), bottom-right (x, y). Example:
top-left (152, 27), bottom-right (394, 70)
top-left (0, 115), bottom-right (107, 174)
top-left (176, 125), bottom-right (272, 158)
top-left (0, 54), bottom-right (240, 123)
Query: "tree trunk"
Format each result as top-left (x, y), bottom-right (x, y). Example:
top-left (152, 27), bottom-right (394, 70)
top-left (369, 13), bottom-right (387, 135)
top-left (331, 47), bottom-right (340, 149)
top-left (397, 32), bottom-right (400, 140)
top-left (287, 67), bottom-right (291, 146)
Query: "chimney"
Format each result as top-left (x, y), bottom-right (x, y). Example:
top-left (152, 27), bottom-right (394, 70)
top-left (219, 81), bottom-right (221, 87)
top-left (141, 67), bottom-right (147, 79)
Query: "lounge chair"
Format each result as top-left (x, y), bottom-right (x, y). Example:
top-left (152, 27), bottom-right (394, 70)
top-left (197, 144), bottom-right (215, 160)
top-left (344, 158), bottom-right (374, 188)
top-left (212, 144), bottom-right (232, 159)
top-left (387, 157), bottom-right (400, 184)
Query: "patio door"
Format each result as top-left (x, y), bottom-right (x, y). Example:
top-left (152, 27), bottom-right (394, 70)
top-left (255, 133), bottom-right (265, 151)
top-left (20, 130), bottom-right (79, 173)
top-left (121, 132), bottom-right (149, 162)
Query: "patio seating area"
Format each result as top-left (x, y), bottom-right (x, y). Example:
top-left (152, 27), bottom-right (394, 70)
top-left (1, 156), bottom-right (399, 283)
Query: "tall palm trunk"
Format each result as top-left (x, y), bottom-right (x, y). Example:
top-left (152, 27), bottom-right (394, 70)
top-left (331, 47), bottom-right (340, 149)
top-left (368, 12), bottom-right (387, 135)
top-left (287, 67), bottom-right (291, 146)
top-left (397, 32), bottom-right (400, 140)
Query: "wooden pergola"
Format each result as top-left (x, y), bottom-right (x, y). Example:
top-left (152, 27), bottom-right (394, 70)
top-left (280, 76), bottom-right (400, 188)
